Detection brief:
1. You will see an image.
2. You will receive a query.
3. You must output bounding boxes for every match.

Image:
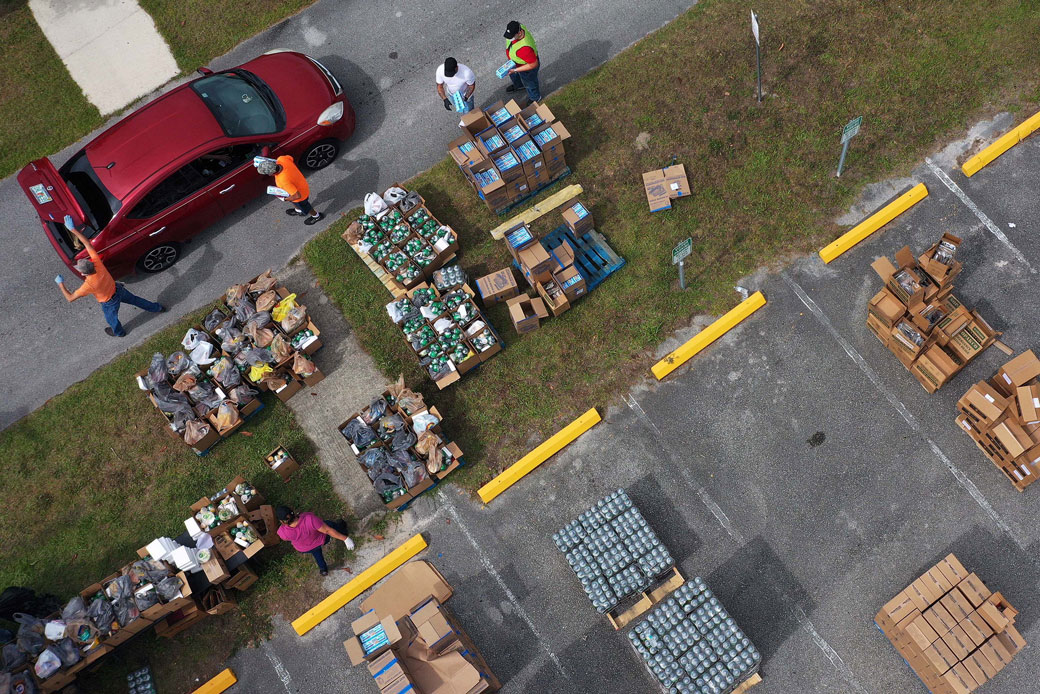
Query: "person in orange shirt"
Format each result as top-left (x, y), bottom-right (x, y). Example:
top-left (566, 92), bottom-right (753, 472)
top-left (56, 216), bottom-right (165, 337)
top-left (255, 155), bottom-right (324, 226)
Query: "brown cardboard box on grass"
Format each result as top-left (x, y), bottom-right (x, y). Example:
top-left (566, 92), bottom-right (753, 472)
top-left (475, 269), bottom-right (519, 307)
top-left (518, 101), bottom-right (555, 130)
top-left (561, 200), bottom-right (594, 235)
top-left (506, 294), bottom-right (549, 334)
top-left (485, 99), bottom-right (522, 127)
top-left (517, 243), bottom-right (554, 284)
top-left (530, 120), bottom-right (571, 157)
top-left (265, 446), bottom-right (300, 481)
top-left (642, 165), bottom-right (690, 212)
top-left (475, 127), bottom-right (508, 157)
top-left (536, 279), bottom-right (570, 316)
top-left (554, 265), bottom-right (587, 302)
top-left (344, 613), bottom-right (404, 666)
top-left (491, 149), bottom-right (524, 183)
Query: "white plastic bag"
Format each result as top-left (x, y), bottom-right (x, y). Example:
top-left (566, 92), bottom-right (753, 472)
top-left (34, 647), bottom-right (61, 679)
top-left (181, 328), bottom-right (205, 351)
top-left (189, 342), bottom-right (217, 366)
top-left (44, 620), bottom-right (66, 641)
top-left (382, 186), bottom-right (407, 205)
top-left (364, 192), bottom-right (387, 216)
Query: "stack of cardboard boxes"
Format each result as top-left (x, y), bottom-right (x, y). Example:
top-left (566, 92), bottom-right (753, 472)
top-left (339, 383), bottom-right (465, 509)
top-left (499, 220), bottom-right (588, 332)
top-left (345, 186), bottom-right (460, 293)
top-left (876, 554), bottom-right (1025, 694)
top-left (384, 280), bottom-right (502, 389)
top-left (867, 234), bottom-right (997, 392)
top-left (956, 350), bottom-right (1040, 490)
top-left (346, 560), bottom-right (499, 694)
top-left (449, 100), bottom-right (570, 213)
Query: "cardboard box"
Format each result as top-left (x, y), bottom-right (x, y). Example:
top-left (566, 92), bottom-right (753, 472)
top-left (995, 624), bottom-right (1027, 655)
top-left (904, 613), bottom-right (940, 650)
top-left (946, 312), bottom-right (997, 363)
top-left (512, 134), bottom-right (545, 178)
top-left (869, 288), bottom-right (908, 329)
top-left (940, 663), bottom-right (977, 694)
top-left (562, 201), bottom-right (594, 235)
top-left (518, 102), bottom-right (555, 130)
top-left (266, 446), bottom-right (300, 481)
top-left (162, 571), bottom-right (195, 612)
top-left (878, 591), bottom-right (917, 625)
top-left (530, 121), bottom-right (571, 157)
top-left (367, 650), bottom-right (408, 689)
top-left (475, 127), bottom-right (508, 157)
top-left (936, 554), bottom-right (969, 586)
top-left (517, 242), bottom-right (554, 283)
top-left (201, 586), bottom-right (237, 616)
top-left (872, 247), bottom-right (935, 308)
top-left (271, 373), bottom-right (303, 403)
top-left (958, 613), bottom-right (989, 648)
top-left (506, 293), bottom-right (549, 334)
top-left (492, 149), bottom-right (524, 182)
top-left (475, 268), bottom-right (519, 306)
top-left (642, 165), bottom-right (690, 212)
top-left (448, 134), bottom-right (484, 167)
top-left (959, 383), bottom-right (1009, 425)
top-left (485, 99), bottom-right (522, 127)
top-left (410, 600), bottom-right (459, 655)
top-left (344, 613), bottom-right (404, 666)
top-left (1016, 384), bottom-right (1040, 424)
top-left (360, 560), bottom-right (454, 620)
top-left (460, 110), bottom-right (491, 136)
top-left (962, 652), bottom-right (990, 687)
top-left (224, 565), bottom-right (258, 592)
top-left (918, 232), bottom-right (964, 286)
top-left (922, 639), bottom-right (958, 674)
top-left (942, 624), bottom-right (973, 660)
top-left (912, 344), bottom-right (962, 393)
top-left (958, 574), bottom-right (991, 608)
top-left (154, 603), bottom-right (207, 638)
top-left (554, 265), bottom-right (586, 302)
top-left (940, 586), bottom-right (973, 622)
top-left (469, 160), bottom-right (506, 200)
top-left (906, 579), bottom-right (935, 611)
top-left (497, 117), bottom-right (526, 144)
top-left (924, 603), bottom-right (958, 635)
top-left (976, 601), bottom-right (1009, 633)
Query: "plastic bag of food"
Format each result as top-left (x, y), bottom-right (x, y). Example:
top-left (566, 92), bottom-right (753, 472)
top-left (210, 357), bottom-right (241, 389)
top-left (153, 393), bottom-right (195, 429)
top-left (382, 186), bottom-right (407, 205)
top-left (214, 402), bottom-right (241, 432)
top-left (377, 413), bottom-right (405, 438)
top-left (388, 374), bottom-right (425, 413)
top-left (9, 671), bottom-right (38, 694)
top-left (292, 353), bottom-right (316, 377)
top-left (270, 334), bottom-right (293, 362)
top-left (246, 311), bottom-right (272, 329)
top-left (411, 412), bottom-right (439, 434)
top-left (244, 321), bottom-right (274, 347)
top-left (390, 427), bottom-right (417, 452)
top-left (229, 384), bottom-right (258, 405)
top-left (362, 397), bottom-right (388, 424)
top-left (112, 597), bottom-right (138, 627)
top-left (54, 638), bottom-right (80, 667)
top-left (61, 597), bottom-right (88, 623)
top-left (189, 382), bottom-right (221, 409)
top-left (203, 308), bottom-right (228, 332)
top-left (156, 576), bottom-right (184, 602)
top-left (360, 447), bottom-right (388, 470)
top-left (400, 458), bottom-right (427, 489)
top-left (248, 270), bottom-right (278, 294)
top-left (218, 327), bottom-right (245, 356)
top-left (14, 614), bottom-right (45, 657)
top-left (184, 419), bottom-right (212, 446)
top-left (166, 352), bottom-right (198, 378)
top-left (281, 306), bottom-right (307, 333)
top-left (364, 192), bottom-right (388, 216)
top-left (258, 369), bottom-right (286, 389)
top-left (233, 297), bottom-right (257, 322)
top-left (2, 643), bottom-right (26, 670)
top-left (415, 431), bottom-right (443, 473)
top-left (86, 598), bottom-right (115, 636)
top-left (34, 647), bottom-right (61, 679)
top-left (372, 469), bottom-right (404, 492)
top-left (189, 341), bottom-right (217, 366)
top-left (225, 284), bottom-right (247, 306)
top-left (244, 347), bottom-right (275, 366)
top-left (181, 328), bottom-right (205, 351)
top-left (342, 419), bottom-right (377, 448)
top-left (147, 352), bottom-right (167, 385)
top-left (172, 371), bottom-right (197, 392)
top-left (255, 289), bottom-right (278, 312)
top-left (129, 560), bottom-right (170, 585)
top-left (271, 294), bottom-right (297, 323)
top-left (133, 585), bottom-right (159, 612)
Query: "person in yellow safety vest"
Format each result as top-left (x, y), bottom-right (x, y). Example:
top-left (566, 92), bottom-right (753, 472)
top-left (504, 20), bottom-right (541, 103)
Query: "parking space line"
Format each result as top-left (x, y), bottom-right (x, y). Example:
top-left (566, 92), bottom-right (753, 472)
top-left (782, 273), bottom-right (1028, 552)
top-left (261, 642), bottom-right (294, 694)
top-left (624, 392), bottom-right (868, 692)
top-left (441, 497), bottom-right (568, 679)
top-left (924, 158), bottom-right (1036, 274)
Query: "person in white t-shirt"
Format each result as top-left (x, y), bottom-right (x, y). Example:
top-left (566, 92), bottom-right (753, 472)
top-left (435, 57), bottom-right (476, 115)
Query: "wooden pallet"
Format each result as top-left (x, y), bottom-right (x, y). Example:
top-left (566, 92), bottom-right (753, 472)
top-left (543, 226), bottom-right (625, 292)
top-left (489, 183), bottom-right (584, 240)
top-left (732, 673), bottom-right (762, 694)
top-left (607, 566), bottom-right (685, 630)
top-left (348, 240), bottom-right (408, 298)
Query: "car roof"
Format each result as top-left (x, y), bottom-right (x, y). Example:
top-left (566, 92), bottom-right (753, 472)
top-left (83, 86), bottom-right (225, 201)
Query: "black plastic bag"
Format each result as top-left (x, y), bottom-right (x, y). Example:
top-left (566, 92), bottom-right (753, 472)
top-left (14, 614), bottom-right (44, 657)
top-left (245, 311), bottom-right (272, 329)
top-left (166, 351), bottom-right (196, 378)
top-left (377, 413), bottom-right (405, 438)
top-left (400, 459), bottom-right (427, 489)
top-left (9, 670), bottom-right (37, 694)
top-left (229, 384), bottom-right (258, 404)
top-left (390, 427), bottom-right (417, 452)
top-left (220, 327), bottom-right (248, 355)
top-left (149, 380), bottom-right (174, 401)
top-left (244, 347), bottom-right (275, 366)
top-left (87, 597), bottom-right (115, 636)
top-left (134, 587), bottom-right (159, 612)
top-left (2, 642), bottom-right (26, 669)
top-left (113, 597), bottom-right (138, 627)
top-left (106, 576), bottom-right (133, 602)
top-left (61, 597), bottom-right (87, 623)
top-left (211, 357), bottom-right (241, 389)
top-left (203, 308), bottom-right (228, 332)
top-left (360, 448), bottom-right (388, 470)
top-left (233, 297), bottom-right (257, 322)
top-left (130, 560), bottom-right (170, 585)
top-left (156, 576), bottom-right (184, 602)
top-left (342, 419), bottom-right (376, 448)
top-left (54, 638), bottom-right (80, 667)
top-left (372, 470), bottom-right (404, 493)
top-left (153, 392), bottom-right (195, 429)
top-left (188, 382), bottom-right (222, 410)
top-left (147, 352), bottom-right (167, 385)
top-left (363, 397), bottom-right (388, 424)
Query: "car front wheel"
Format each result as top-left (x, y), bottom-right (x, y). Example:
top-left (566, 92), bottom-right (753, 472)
top-left (301, 138), bottom-right (340, 170)
top-left (136, 243), bottom-right (180, 273)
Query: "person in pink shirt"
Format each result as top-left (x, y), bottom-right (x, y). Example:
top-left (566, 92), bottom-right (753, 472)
top-left (275, 506), bottom-right (355, 576)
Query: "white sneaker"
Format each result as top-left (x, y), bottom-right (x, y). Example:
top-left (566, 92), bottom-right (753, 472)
top-left (344, 537), bottom-right (355, 551)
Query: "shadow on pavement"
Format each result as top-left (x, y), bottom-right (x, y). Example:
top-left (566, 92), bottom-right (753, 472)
top-left (318, 56), bottom-right (386, 152)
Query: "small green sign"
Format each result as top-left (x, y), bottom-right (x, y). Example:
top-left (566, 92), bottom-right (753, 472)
top-left (841, 116), bottom-right (863, 144)
top-left (672, 238), bottom-right (693, 265)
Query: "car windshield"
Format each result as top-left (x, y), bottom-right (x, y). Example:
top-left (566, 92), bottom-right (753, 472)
top-left (190, 71), bottom-right (283, 137)
top-left (61, 150), bottom-right (119, 236)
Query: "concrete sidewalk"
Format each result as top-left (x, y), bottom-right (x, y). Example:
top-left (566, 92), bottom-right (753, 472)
top-left (29, 0), bottom-right (178, 114)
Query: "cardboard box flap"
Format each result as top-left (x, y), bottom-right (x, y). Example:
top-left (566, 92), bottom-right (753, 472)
top-left (872, 256), bottom-right (898, 281)
top-left (361, 560), bottom-right (453, 621)
top-left (894, 246), bottom-right (917, 269)
top-left (406, 650), bottom-right (484, 694)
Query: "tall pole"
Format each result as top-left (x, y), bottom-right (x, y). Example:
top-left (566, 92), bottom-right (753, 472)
top-left (756, 42), bottom-right (762, 103)
top-left (837, 140), bottom-right (850, 177)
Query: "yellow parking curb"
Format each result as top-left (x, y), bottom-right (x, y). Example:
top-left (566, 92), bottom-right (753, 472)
top-left (478, 408), bottom-right (601, 503)
top-left (651, 292), bottom-right (767, 380)
top-left (819, 183), bottom-right (928, 264)
top-left (192, 668), bottom-right (237, 694)
top-left (291, 534), bottom-right (427, 635)
top-left (962, 109), bottom-right (1040, 177)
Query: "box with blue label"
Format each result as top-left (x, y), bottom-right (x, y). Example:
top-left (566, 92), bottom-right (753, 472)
top-left (530, 121), bottom-right (571, 156)
top-left (498, 118), bottom-right (526, 144)
top-left (486, 99), bottom-right (522, 126)
top-left (475, 128), bottom-right (508, 157)
top-left (492, 150), bottom-right (524, 183)
top-left (345, 612), bottom-right (404, 665)
top-left (511, 135), bottom-right (544, 178)
top-left (448, 135), bottom-right (483, 168)
top-left (518, 102), bottom-right (555, 130)
top-left (562, 201), bottom-right (594, 234)
top-left (495, 60), bottom-right (517, 79)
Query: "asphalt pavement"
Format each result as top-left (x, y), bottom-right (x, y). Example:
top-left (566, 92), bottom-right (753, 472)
top-left (217, 137), bottom-right (1040, 693)
top-left (0, 0), bottom-right (697, 431)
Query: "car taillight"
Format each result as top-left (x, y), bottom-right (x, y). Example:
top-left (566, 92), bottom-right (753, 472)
top-left (317, 102), bottom-right (344, 126)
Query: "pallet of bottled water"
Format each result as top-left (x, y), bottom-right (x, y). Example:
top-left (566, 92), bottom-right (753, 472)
top-left (552, 489), bottom-right (676, 616)
top-left (628, 578), bottom-right (761, 694)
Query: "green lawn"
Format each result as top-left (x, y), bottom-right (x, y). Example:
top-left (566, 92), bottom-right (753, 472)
top-left (138, 0), bottom-right (316, 72)
top-left (0, 0), bottom-right (102, 179)
top-left (306, 0), bottom-right (1040, 491)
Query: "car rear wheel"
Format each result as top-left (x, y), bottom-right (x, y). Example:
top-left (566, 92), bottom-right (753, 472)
top-left (136, 243), bottom-right (181, 273)
top-left (301, 138), bottom-right (340, 170)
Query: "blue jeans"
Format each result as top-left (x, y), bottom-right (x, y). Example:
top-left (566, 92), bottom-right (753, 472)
top-left (101, 284), bottom-right (162, 336)
top-left (304, 519), bottom-right (348, 573)
top-left (510, 66), bottom-right (541, 102)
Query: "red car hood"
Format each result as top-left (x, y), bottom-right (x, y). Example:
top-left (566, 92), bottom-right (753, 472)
top-left (241, 52), bottom-right (337, 130)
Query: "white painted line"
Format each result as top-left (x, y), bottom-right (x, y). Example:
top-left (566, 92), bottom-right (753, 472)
top-left (261, 642), bottom-right (294, 694)
top-left (782, 273), bottom-right (1028, 551)
top-left (442, 497), bottom-right (568, 679)
top-left (924, 158), bottom-right (1036, 274)
top-left (625, 393), bottom-right (664, 439)
top-left (793, 605), bottom-right (871, 694)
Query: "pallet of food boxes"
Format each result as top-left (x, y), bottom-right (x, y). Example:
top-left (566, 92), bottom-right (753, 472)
top-left (339, 378), bottom-right (465, 509)
top-left (449, 100), bottom-right (570, 215)
top-left (342, 185), bottom-right (460, 297)
top-left (867, 233), bottom-right (997, 392)
top-left (136, 271), bottom-right (324, 453)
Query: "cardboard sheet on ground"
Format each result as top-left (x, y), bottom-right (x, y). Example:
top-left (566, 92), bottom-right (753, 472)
top-left (642, 164), bottom-right (690, 212)
top-left (361, 560), bottom-right (453, 620)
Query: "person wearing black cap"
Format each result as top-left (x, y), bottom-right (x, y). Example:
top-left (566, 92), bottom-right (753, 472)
top-left (436, 57), bottom-right (476, 115)
top-left (504, 20), bottom-right (541, 102)
top-left (275, 506), bottom-right (354, 576)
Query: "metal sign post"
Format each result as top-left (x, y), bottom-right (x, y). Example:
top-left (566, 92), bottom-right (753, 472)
top-left (837, 115), bottom-right (863, 177)
top-left (672, 238), bottom-right (693, 290)
top-left (751, 11), bottom-right (762, 103)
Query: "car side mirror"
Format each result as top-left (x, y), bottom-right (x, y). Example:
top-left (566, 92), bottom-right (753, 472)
top-left (197, 67), bottom-right (214, 76)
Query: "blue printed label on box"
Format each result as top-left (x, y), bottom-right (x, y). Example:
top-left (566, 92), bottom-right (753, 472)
top-left (571, 202), bottom-right (589, 219)
top-left (506, 226), bottom-right (533, 248)
top-left (532, 127), bottom-right (557, 147)
top-left (494, 152), bottom-right (520, 171)
top-left (524, 114), bottom-right (544, 129)
top-left (482, 134), bottom-right (505, 151)
top-left (516, 141), bottom-right (540, 161)
top-left (459, 141), bottom-right (475, 153)
top-left (489, 107), bottom-right (511, 125)
top-left (502, 125), bottom-right (525, 142)
top-left (496, 61), bottom-right (517, 79)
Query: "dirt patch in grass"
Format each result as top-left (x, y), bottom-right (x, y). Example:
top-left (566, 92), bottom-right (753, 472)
top-left (0, 0), bottom-right (102, 178)
top-left (305, 0), bottom-right (1040, 492)
top-left (138, 0), bottom-right (316, 72)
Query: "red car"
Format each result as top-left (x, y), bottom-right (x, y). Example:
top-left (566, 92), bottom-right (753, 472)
top-left (18, 51), bottom-right (355, 277)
